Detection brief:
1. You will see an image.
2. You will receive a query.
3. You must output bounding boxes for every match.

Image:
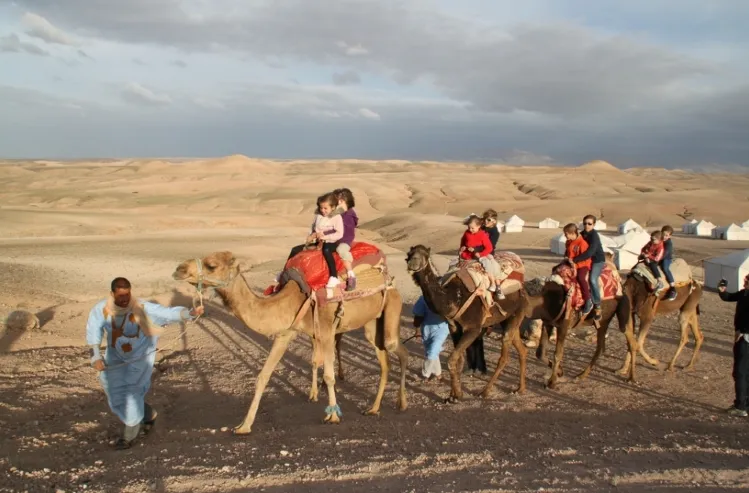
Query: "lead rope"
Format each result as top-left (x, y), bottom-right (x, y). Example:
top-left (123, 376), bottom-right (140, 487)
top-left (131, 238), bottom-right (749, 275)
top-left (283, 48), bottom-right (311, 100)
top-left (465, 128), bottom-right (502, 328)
top-left (102, 258), bottom-right (206, 371)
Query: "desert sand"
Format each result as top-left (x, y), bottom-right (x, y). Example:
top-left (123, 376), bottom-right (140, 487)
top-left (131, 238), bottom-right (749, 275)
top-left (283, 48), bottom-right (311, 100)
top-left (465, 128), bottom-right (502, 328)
top-left (2, 156), bottom-right (749, 492)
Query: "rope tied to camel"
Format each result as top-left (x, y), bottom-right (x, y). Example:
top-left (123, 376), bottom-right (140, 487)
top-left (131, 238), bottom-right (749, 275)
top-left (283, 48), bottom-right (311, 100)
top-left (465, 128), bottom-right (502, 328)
top-left (100, 258), bottom-right (206, 372)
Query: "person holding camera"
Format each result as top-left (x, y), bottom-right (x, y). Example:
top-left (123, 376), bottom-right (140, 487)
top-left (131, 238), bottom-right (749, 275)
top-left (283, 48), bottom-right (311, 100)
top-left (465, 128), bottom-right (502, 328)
top-left (718, 274), bottom-right (749, 417)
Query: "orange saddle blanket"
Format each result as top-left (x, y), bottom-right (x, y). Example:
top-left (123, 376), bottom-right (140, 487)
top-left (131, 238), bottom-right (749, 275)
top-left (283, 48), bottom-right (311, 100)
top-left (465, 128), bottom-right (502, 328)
top-left (552, 262), bottom-right (621, 310)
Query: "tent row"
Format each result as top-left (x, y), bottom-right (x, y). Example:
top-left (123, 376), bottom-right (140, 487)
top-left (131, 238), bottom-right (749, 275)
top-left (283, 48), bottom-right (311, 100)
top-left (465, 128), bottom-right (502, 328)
top-left (549, 230), bottom-right (652, 271)
top-left (682, 219), bottom-right (749, 240)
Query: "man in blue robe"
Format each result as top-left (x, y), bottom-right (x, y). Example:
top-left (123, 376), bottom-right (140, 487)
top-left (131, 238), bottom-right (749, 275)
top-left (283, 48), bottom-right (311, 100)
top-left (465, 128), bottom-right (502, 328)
top-left (87, 277), bottom-right (203, 449)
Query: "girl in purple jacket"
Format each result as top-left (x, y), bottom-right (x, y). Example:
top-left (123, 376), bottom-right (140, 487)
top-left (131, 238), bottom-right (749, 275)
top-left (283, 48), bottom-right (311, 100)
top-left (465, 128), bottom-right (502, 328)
top-left (334, 188), bottom-right (359, 291)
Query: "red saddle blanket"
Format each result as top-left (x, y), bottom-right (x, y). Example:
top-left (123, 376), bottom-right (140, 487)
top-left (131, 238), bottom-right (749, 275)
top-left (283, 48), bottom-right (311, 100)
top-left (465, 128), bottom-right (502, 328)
top-left (552, 262), bottom-right (621, 310)
top-left (267, 241), bottom-right (385, 295)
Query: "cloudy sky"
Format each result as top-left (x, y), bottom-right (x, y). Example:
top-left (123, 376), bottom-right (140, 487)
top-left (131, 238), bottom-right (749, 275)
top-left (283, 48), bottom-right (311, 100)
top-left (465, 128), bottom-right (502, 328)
top-left (1, 0), bottom-right (747, 167)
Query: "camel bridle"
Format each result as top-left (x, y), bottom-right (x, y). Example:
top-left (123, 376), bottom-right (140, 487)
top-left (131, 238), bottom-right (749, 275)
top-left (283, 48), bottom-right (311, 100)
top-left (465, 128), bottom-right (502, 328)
top-left (193, 257), bottom-right (238, 295)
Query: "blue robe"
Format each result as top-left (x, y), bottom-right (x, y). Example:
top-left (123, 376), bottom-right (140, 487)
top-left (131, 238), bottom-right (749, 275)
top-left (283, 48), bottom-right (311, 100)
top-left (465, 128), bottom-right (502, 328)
top-left (86, 300), bottom-right (189, 426)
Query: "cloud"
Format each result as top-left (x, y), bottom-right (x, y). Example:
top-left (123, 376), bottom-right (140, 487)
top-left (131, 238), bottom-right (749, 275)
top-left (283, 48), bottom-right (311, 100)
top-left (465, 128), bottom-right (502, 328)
top-left (77, 49), bottom-right (93, 60)
top-left (337, 41), bottom-right (368, 56)
top-left (121, 83), bottom-right (172, 106)
top-left (170, 59), bottom-right (187, 68)
top-left (22, 12), bottom-right (78, 46)
top-left (0, 33), bottom-right (49, 56)
top-left (132, 57), bottom-right (147, 66)
top-left (358, 108), bottom-right (381, 120)
top-left (332, 70), bottom-right (361, 86)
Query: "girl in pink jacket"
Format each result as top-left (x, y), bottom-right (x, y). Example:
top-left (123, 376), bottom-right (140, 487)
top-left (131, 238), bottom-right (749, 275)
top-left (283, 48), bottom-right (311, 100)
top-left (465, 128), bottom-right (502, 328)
top-left (309, 192), bottom-right (344, 288)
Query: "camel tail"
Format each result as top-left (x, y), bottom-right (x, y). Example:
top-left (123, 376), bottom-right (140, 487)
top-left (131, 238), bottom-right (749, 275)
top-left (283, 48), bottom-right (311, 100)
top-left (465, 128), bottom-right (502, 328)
top-left (696, 304), bottom-right (700, 316)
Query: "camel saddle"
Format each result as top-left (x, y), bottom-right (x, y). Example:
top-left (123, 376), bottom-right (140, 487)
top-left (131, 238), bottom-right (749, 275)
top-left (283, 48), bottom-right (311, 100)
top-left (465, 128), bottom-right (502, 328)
top-left (550, 260), bottom-right (622, 312)
top-left (273, 241), bottom-right (391, 306)
top-left (630, 258), bottom-right (692, 292)
top-left (441, 251), bottom-right (525, 308)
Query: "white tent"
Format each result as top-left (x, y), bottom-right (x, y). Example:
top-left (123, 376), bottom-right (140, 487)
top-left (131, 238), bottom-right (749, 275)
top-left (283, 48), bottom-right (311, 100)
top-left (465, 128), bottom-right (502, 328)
top-left (712, 224), bottom-right (749, 241)
top-left (550, 233), bottom-right (567, 255)
top-left (693, 220), bottom-right (715, 237)
top-left (704, 249), bottom-right (749, 291)
top-left (618, 219), bottom-right (643, 234)
top-left (742, 220), bottom-right (749, 230)
top-left (503, 215), bottom-right (525, 233)
top-left (682, 219), bottom-right (697, 234)
top-left (612, 230), bottom-right (652, 271)
top-left (538, 218), bottom-right (560, 229)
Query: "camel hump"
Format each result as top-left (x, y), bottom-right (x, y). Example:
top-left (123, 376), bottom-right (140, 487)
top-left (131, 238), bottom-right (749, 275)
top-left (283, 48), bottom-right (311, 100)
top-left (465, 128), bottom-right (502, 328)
top-left (281, 241), bottom-right (386, 295)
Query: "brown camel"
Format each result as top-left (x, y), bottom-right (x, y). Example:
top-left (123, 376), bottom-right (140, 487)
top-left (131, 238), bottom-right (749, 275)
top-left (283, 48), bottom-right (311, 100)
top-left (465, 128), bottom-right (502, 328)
top-left (173, 251), bottom-right (409, 435)
top-left (405, 245), bottom-right (529, 402)
top-left (530, 279), bottom-right (637, 388)
top-left (618, 275), bottom-right (703, 375)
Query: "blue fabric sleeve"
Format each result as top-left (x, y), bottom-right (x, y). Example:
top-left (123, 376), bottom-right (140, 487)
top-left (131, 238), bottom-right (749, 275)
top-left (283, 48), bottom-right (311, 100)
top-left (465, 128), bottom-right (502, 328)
top-left (413, 297), bottom-right (426, 318)
top-left (142, 301), bottom-right (191, 326)
top-left (86, 301), bottom-right (106, 346)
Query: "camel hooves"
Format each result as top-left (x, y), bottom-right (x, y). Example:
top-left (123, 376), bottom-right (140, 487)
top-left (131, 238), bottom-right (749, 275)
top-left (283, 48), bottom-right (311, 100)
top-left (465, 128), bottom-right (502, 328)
top-left (444, 396), bottom-right (461, 404)
top-left (232, 427), bottom-right (252, 436)
top-left (324, 414), bottom-right (342, 424)
top-left (363, 409), bottom-right (381, 416)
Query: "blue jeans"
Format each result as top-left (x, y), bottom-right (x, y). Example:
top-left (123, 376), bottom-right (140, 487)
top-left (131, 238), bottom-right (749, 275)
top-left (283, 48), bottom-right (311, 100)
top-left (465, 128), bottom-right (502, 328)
top-left (589, 261), bottom-right (604, 305)
top-left (660, 258), bottom-right (675, 285)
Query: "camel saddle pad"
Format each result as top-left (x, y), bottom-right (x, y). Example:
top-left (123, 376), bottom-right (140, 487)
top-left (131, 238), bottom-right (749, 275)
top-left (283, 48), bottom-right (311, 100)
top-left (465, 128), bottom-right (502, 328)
top-left (314, 266), bottom-right (391, 306)
top-left (443, 251), bottom-right (525, 292)
top-left (552, 261), bottom-right (622, 311)
top-left (631, 258), bottom-right (692, 290)
top-left (282, 241), bottom-right (385, 294)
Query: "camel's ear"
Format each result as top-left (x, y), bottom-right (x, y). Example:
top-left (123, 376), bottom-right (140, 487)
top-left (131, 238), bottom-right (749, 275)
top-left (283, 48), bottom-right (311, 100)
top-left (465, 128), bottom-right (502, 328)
top-left (215, 251), bottom-right (234, 265)
top-left (235, 259), bottom-right (252, 273)
top-left (427, 247), bottom-right (431, 254)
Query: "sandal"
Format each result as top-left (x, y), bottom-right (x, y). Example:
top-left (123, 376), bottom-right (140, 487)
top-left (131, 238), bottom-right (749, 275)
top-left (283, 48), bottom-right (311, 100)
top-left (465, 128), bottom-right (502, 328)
top-left (114, 437), bottom-right (134, 450)
top-left (141, 411), bottom-right (158, 436)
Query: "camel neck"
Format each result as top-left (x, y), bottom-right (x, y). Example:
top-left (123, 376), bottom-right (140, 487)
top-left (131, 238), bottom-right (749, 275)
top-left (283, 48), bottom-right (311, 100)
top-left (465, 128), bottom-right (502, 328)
top-left (412, 266), bottom-right (453, 319)
top-left (216, 272), bottom-right (301, 336)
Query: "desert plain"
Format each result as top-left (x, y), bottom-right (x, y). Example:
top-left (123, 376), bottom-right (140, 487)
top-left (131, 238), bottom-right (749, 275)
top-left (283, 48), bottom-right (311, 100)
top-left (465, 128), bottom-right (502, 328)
top-left (1, 156), bottom-right (749, 492)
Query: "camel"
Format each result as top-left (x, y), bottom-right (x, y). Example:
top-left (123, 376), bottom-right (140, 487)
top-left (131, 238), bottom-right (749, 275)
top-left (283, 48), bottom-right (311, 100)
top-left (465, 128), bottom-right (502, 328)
top-left (172, 251), bottom-right (409, 435)
top-left (529, 277), bottom-right (637, 389)
top-left (405, 245), bottom-right (529, 402)
top-left (618, 274), bottom-right (703, 375)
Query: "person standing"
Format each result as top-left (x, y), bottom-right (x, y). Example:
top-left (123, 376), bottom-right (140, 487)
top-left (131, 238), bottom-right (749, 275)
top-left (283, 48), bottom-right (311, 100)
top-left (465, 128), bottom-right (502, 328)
top-left (718, 275), bottom-right (749, 417)
top-left (87, 277), bottom-right (203, 449)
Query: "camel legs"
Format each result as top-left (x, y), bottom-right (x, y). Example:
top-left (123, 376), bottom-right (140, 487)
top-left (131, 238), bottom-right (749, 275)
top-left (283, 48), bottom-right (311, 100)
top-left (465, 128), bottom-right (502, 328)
top-left (535, 322), bottom-right (553, 367)
top-left (233, 330), bottom-right (298, 435)
top-left (668, 311), bottom-right (704, 371)
top-left (576, 321), bottom-right (609, 381)
top-left (336, 333), bottom-right (345, 381)
top-left (547, 323), bottom-right (570, 389)
top-left (322, 340), bottom-right (341, 424)
top-left (635, 317), bottom-right (661, 366)
top-left (481, 315), bottom-right (527, 397)
top-left (309, 333), bottom-right (344, 402)
top-left (362, 320), bottom-right (389, 415)
top-left (447, 324), bottom-right (482, 402)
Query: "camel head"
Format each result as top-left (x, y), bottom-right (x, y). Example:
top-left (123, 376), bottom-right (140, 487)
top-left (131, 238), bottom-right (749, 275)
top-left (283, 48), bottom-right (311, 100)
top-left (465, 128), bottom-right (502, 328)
top-left (173, 251), bottom-right (250, 289)
top-left (406, 245), bottom-right (432, 274)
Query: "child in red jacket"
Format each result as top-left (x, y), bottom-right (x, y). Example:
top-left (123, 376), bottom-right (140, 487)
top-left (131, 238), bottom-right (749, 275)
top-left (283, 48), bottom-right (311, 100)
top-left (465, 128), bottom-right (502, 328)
top-left (639, 230), bottom-right (665, 292)
top-left (460, 215), bottom-right (504, 300)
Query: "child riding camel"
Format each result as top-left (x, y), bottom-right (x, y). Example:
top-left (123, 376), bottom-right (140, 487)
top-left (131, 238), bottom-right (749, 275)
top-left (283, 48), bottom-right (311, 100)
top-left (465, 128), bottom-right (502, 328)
top-left (660, 225), bottom-right (678, 301)
top-left (481, 209), bottom-right (500, 251)
top-left (333, 188), bottom-right (358, 291)
top-left (460, 214), bottom-right (504, 300)
top-left (563, 223), bottom-right (593, 315)
top-left (311, 192), bottom-right (345, 288)
top-left (639, 230), bottom-right (665, 292)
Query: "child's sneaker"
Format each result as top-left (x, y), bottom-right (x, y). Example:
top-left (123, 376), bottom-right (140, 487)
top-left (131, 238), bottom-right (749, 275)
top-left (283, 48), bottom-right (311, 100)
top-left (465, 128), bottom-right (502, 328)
top-left (665, 287), bottom-right (677, 301)
top-left (582, 299), bottom-right (593, 315)
top-left (655, 280), bottom-right (665, 291)
top-left (494, 288), bottom-right (505, 300)
top-left (326, 277), bottom-right (341, 288)
top-left (593, 304), bottom-right (602, 321)
top-left (345, 275), bottom-right (357, 291)
top-left (726, 407), bottom-right (748, 417)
